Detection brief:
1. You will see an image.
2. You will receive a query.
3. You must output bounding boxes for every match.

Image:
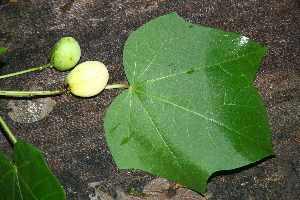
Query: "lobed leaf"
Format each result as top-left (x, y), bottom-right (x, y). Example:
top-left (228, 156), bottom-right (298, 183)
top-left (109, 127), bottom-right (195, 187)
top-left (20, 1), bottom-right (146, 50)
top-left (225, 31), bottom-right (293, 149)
top-left (104, 12), bottom-right (274, 194)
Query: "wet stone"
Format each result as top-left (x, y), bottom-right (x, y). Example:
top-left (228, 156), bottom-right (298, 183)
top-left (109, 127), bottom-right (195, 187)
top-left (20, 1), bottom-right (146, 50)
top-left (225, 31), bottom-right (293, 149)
top-left (7, 97), bottom-right (56, 123)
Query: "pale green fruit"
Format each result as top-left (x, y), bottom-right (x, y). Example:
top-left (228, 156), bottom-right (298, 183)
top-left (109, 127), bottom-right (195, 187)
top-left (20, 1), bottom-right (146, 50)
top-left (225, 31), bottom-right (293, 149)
top-left (66, 61), bottom-right (109, 97)
top-left (50, 37), bottom-right (81, 71)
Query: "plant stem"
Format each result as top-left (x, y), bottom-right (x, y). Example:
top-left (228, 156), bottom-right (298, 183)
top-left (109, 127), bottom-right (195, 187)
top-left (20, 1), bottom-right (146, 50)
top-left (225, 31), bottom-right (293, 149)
top-left (0, 63), bottom-right (53, 79)
top-left (0, 89), bottom-right (67, 96)
top-left (0, 84), bottom-right (129, 97)
top-left (0, 116), bottom-right (17, 144)
top-left (105, 84), bottom-right (130, 89)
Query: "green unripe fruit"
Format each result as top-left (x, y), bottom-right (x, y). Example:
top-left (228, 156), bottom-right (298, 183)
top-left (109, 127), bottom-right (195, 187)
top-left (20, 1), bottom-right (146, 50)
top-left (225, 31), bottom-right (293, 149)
top-left (50, 37), bottom-right (81, 71)
top-left (66, 61), bottom-right (109, 97)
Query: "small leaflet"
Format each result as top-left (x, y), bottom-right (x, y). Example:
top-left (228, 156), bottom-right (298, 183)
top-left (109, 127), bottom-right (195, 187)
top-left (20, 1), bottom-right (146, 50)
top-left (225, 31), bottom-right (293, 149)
top-left (7, 97), bottom-right (56, 123)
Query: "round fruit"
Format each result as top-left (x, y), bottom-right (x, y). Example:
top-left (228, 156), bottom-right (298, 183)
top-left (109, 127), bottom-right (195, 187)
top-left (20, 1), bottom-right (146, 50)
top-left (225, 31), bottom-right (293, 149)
top-left (50, 37), bottom-right (81, 71)
top-left (66, 61), bottom-right (109, 97)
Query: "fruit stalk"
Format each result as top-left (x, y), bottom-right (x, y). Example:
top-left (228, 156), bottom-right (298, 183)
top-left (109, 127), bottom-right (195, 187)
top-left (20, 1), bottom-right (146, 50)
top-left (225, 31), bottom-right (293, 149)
top-left (0, 89), bottom-right (68, 96)
top-left (0, 63), bottom-right (52, 79)
top-left (0, 84), bottom-right (130, 97)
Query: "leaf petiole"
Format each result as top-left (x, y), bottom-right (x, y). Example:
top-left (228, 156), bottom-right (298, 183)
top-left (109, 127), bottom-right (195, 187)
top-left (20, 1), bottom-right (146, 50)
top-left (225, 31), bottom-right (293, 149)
top-left (105, 84), bottom-right (130, 89)
top-left (0, 116), bottom-right (17, 144)
top-left (0, 63), bottom-right (53, 79)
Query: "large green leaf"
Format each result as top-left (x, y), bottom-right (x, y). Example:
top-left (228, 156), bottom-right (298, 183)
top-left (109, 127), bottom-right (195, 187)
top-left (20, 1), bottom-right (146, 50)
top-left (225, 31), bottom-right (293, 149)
top-left (104, 12), bottom-right (274, 194)
top-left (0, 140), bottom-right (66, 200)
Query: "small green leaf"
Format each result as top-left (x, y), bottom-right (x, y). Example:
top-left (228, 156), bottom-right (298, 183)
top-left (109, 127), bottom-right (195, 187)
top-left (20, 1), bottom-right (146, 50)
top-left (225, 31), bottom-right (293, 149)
top-left (0, 47), bottom-right (7, 55)
top-left (129, 188), bottom-right (146, 197)
top-left (104, 12), bottom-right (274, 194)
top-left (0, 140), bottom-right (66, 200)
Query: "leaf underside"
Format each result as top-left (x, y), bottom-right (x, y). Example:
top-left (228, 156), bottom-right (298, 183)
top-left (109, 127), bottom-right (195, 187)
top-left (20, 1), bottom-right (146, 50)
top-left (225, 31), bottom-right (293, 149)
top-left (104, 12), bottom-right (274, 194)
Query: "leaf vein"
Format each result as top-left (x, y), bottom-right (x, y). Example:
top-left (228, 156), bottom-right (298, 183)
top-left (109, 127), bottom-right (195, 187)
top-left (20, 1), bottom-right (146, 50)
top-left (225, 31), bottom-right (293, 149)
top-left (132, 91), bottom-right (191, 178)
top-left (134, 49), bottom-right (263, 88)
top-left (133, 89), bottom-right (258, 162)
